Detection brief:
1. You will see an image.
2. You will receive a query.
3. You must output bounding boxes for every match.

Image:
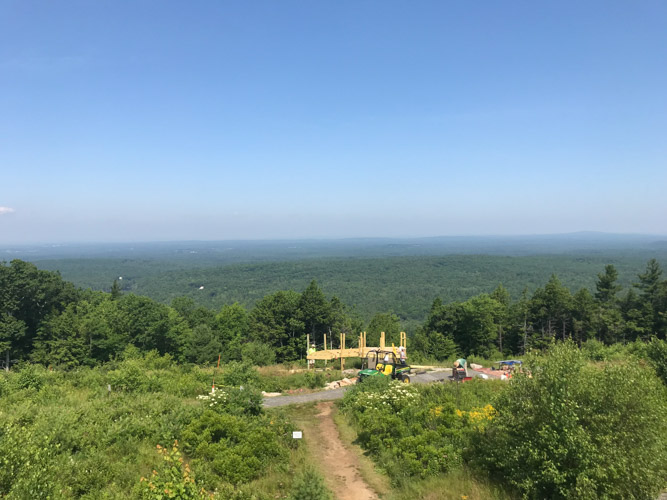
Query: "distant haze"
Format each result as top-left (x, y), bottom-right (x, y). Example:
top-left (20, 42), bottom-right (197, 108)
top-left (3, 233), bottom-right (667, 262)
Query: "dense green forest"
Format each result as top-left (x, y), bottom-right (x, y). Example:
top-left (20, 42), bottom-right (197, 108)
top-left (2, 256), bottom-right (666, 367)
top-left (32, 251), bottom-right (667, 333)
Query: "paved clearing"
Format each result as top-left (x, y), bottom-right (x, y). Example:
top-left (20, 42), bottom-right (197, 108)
top-left (263, 369), bottom-right (455, 408)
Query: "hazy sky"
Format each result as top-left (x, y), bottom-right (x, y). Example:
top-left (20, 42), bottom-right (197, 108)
top-left (1, 1), bottom-right (666, 244)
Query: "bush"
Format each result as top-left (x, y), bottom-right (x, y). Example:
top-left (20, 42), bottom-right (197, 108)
top-left (340, 377), bottom-right (505, 484)
top-left (645, 337), bottom-right (667, 385)
top-left (257, 368), bottom-right (341, 392)
top-left (580, 339), bottom-right (627, 362)
top-left (289, 467), bottom-right (331, 500)
top-left (220, 361), bottom-right (260, 388)
top-left (14, 363), bottom-right (46, 391)
top-left (241, 342), bottom-right (276, 367)
top-left (473, 341), bottom-right (667, 499)
top-left (136, 441), bottom-right (207, 499)
top-left (181, 411), bottom-right (294, 488)
top-left (197, 386), bottom-right (263, 417)
top-left (108, 359), bottom-right (150, 392)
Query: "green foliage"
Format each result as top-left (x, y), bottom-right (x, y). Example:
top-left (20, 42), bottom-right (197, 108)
top-left (340, 377), bottom-right (505, 485)
top-left (198, 386), bottom-right (263, 417)
top-left (579, 339), bottom-right (627, 361)
top-left (109, 358), bottom-right (151, 392)
top-left (0, 364), bottom-right (206, 498)
top-left (13, 363), bottom-right (47, 390)
top-left (8, 254), bottom-right (667, 367)
top-left (216, 303), bottom-right (250, 362)
top-left (241, 341), bottom-right (276, 366)
top-left (186, 324), bottom-right (222, 365)
top-left (366, 312), bottom-right (402, 348)
top-left (595, 264), bottom-right (621, 303)
top-left (136, 441), bottom-right (208, 499)
top-left (645, 337), bottom-right (667, 385)
top-left (255, 368), bottom-right (340, 392)
top-left (473, 341), bottom-right (667, 499)
top-left (181, 410), bottom-right (294, 488)
top-left (289, 467), bottom-right (332, 500)
top-left (220, 361), bottom-right (260, 388)
top-left (0, 356), bottom-right (300, 498)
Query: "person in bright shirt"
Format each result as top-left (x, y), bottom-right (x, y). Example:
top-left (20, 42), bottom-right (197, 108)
top-left (308, 344), bottom-right (316, 368)
top-left (453, 358), bottom-right (468, 378)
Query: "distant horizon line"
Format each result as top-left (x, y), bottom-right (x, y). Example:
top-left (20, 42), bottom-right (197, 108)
top-left (2, 231), bottom-right (667, 247)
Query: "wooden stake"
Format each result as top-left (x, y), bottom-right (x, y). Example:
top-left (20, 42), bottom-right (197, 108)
top-left (340, 333), bottom-right (346, 371)
top-left (211, 353), bottom-right (221, 393)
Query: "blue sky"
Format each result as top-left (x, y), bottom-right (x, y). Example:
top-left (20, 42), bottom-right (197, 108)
top-left (1, 1), bottom-right (666, 244)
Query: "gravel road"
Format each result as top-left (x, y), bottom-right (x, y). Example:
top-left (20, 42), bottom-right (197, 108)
top-left (263, 369), bottom-right (455, 408)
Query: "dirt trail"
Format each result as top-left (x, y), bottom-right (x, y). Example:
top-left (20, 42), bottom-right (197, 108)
top-left (312, 402), bottom-right (378, 500)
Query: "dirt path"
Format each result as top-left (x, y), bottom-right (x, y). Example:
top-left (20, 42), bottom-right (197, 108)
top-left (311, 402), bottom-right (379, 500)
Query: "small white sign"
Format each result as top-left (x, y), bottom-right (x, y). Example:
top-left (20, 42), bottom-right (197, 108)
top-left (292, 431), bottom-right (303, 439)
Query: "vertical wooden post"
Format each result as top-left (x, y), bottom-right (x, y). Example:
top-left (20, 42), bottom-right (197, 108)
top-left (323, 334), bottom-right (327, 367)
top-left (306, 334), bottom-right (310, 370)
top-left (380, 331), bottom-right (385, 349)
top-left (340, 333), bottom-right (346, 371)
top-left (401, 331), bottom-right (407, 358)
top-left (211, 353), bottom-right (221, 392)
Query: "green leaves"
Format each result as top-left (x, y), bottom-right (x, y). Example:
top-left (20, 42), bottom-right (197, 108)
top-left (474, 342), bottom-right (667, 499)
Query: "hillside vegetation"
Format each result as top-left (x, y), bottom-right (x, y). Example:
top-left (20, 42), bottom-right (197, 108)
top-left (2, 255), bottom-right (667, 499)
top-left (34, 251), bottom-right (667, 330)
top-left (2, 256), bottom-right (667, 367)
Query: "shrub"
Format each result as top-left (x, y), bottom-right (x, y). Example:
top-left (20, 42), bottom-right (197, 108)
top-left (473, 341), bottom-right (667, 499)
top-left (339, 377), bottom-right (504, 484)
top-left (289, 467), bottom-right (332, 500)
top-left (136, 441), bottom-right (208, 499)
top-left (197, 386), bottom-right (263, 417)
top-left (181, 411), bottom-right (293, 488)
top-left (220, 361), bottom-right (260, 388)
top-left (241, 341), bottom-right (276, 366)
top-left (645, 337), bottom-right (667, 385)
top-left (14, 363), bottom-right (46, 391)
top-left (580, 339), bottom-right (627, 362)
top-left (108, 359), bottom-right (150, 392)
top-left (257, 368), bottom-right (340, 392)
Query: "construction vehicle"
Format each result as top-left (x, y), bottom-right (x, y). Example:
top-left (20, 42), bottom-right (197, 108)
top-left (358, 349), bottom-right (412, 383)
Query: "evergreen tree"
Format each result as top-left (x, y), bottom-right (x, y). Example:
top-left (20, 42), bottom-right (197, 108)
top-left (298, 280), bottom-right (331, 344)
top-left (595, 264), bottom-right (621, 304)
top-left (110, 279), bottom-right (122, 300)
top-left (186, 324), bottom-right (222, 365)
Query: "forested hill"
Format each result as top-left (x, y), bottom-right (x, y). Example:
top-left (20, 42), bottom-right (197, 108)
top-left (34, 252), bottom-right (667, 329)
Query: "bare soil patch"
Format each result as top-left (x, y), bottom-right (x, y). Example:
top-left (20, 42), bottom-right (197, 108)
top-left (312, 402), bottom-right (379, 500)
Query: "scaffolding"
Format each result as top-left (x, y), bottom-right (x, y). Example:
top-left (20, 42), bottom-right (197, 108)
top-left (306, 331), bottom-right (407, 371)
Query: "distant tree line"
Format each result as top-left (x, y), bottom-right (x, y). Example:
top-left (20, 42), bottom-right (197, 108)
top-left (413, 259), bottom-right (667, 359)
top-left (1, 258), bottom-right (666, 368)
